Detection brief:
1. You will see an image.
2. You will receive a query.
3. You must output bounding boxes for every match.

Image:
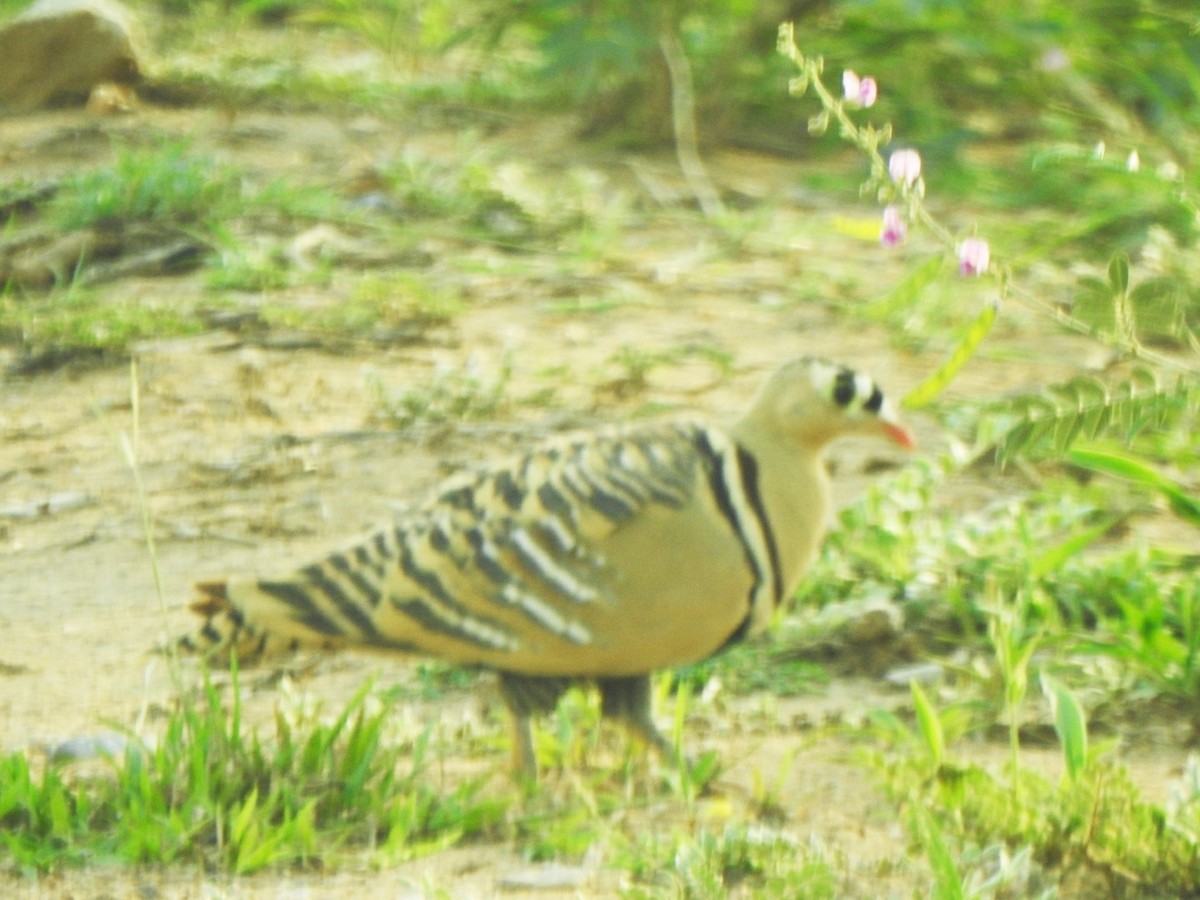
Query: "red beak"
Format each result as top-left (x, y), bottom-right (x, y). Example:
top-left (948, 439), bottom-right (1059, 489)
top-left (882, 420), bottom-right (917, 449)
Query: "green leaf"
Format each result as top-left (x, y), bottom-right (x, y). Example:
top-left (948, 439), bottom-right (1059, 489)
top-left (1107, 252), bottom-right (1130, 295)
top-left (1041, 675), bottom-right (1088, 782)
top-left (47, 784), bottom-right (73, 840)
top-left (903, 299), bottom-right (998, 409)
top-left (1072, 279), bottom-right (1116, 335)
top-left (910, 680), bottom-right (944, 768)
top-left (1067, 447), bottom-right (1200, 529)
top-left (911, 806), bottom-right (964, 900)
top-left (832, 216), bottom-right (886, 242)
top-left (1030, 515), bottom-right (1124, 578)
top-left (991, 373), bottom-right (1199, 464)
top-left (1130, 276), bottom-right (1185, 339)
top-left (230, 787), bottom-right (260, 851)
top-left (864, 254), bottom-right (944, 318)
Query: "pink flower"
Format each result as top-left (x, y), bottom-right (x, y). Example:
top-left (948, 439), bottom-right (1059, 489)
top-left (842, 70), bottom-right (878, 108)
top-left (888, 149), bottom-right (922, 186)
top-left (958, 237), bottom-right (990, 276)
top-left (881, 205), bottom-right (906, 247)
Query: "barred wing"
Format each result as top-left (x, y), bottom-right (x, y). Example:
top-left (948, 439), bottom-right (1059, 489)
top-left (184, 419), bottom-right (783, 676)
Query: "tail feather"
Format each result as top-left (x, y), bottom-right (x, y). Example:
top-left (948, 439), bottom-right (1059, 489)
top-left (175, 579), bottom-right (275, 663)
top-left (175, 576), bottom-right (345, 664)
top-left (190, 580), bottom-right (231, 617)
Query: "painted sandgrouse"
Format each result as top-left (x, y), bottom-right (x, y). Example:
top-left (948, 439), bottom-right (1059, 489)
top-left (179, 356), bottom-right (914, 778)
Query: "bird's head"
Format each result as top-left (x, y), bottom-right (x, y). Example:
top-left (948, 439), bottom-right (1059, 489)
top-left (744, 356), bottom-right (916, 451)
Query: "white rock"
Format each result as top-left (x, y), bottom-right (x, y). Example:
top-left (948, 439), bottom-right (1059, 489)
top-left (46, 731), bottom-right (129, 761)
top-left (884, 661), bottom-right (945, 687)
top-left (497, 864), bottom-right (590, 891)
top-left (0, 0), bottom-right (142, 111)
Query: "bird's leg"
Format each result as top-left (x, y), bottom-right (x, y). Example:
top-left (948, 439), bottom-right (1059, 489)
top-left (496, 672), bottom-right (571, 782)
top-left (509, 716), bottom-right (536, 784)
top-left (597, 674), bottom-right (675, 760)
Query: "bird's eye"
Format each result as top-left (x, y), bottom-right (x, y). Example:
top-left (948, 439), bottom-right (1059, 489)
top-left (832, 368), bottom-right (857, 407)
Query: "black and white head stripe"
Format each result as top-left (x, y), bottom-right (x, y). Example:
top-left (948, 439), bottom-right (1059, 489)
top-left (807, 357), bottom-right (886, 415)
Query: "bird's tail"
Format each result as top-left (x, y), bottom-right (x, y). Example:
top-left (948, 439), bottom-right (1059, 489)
top-left (173, 578), bottom-right (344, 664)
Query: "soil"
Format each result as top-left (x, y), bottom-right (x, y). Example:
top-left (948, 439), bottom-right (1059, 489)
top-left (1, 95), bottom-right (1194, 898)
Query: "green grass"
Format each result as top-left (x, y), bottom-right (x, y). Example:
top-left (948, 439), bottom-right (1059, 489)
top-left (379, 150), bottom-right (542, 243)
top-left (874, 749), bottom-right (1200, 896)
top-left (48, 143), bottom-right (244, 232)
top-left (252, 271), bottom-right (464, 337)
top-left (0, 141), bottom-right (359, 361)
top-left (616, 824), bottom-right (841, 898)
top-left (44, 141), bottom-right (342, 235)
top-left (0, 284), bottom-right (208, 363)
top-left (675, 632), bottom-right (829, 699)
top-left (0, 668), bottom-right (505, 874)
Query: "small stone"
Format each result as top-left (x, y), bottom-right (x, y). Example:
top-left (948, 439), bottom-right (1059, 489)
top-left (0, 490), bottom-right (93, 519)
top-left (884, 661), bottom-right (944, 687)
top-left (847, 606), bottom-right (900, 644)
top-left (47, 731), bottom-right (129, 761)
top-left (814, 596), bottom-right (903, 645)
top-left (86, 80), bottom-right (137, 115)
top-left (497, 864), bottom-right (589, 891)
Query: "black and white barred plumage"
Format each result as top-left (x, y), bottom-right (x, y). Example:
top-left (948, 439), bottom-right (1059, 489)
top-left (180, 356), bottom-right (914, 778)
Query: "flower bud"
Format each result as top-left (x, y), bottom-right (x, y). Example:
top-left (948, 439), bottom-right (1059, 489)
top-left (881, 206), bottom-right (907, 247)
top-left (957, 237), bottom-right (990, 276)
top-left (888, 149), bottom-right (922, 186)
top-left (842, 70), bottom-right (878, 108)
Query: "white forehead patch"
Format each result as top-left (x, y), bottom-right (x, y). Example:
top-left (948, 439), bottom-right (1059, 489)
top-left (805, 358), bottom-right (839, 398)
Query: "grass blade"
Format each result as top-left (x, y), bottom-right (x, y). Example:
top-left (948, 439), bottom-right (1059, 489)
top-left (910, 680), bottom-right (944, 769)
top-left (1068, 447), bottom-right (1200, 528)
top-left (1030, 514), bottom-right (1124, 578)
top-left (1041, 675), bottom-right (1088, 782)
top-left (912, 806), bottom-right (964, 900)
top-left (903, 299), bottom-right (998, 409)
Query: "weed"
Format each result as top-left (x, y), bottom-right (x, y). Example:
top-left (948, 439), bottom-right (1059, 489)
top-left (878, 749), bottom-right (1200, 896)
top-left (301, 0), bottom-right (458, 72)
top-left (1068, 550), bottom-right (1200, 700)
top-left (674, 635), bottom-right (828, 699)
top-left (599, 344), bottom-right (736, 403)
top-left (985, 582), bottom-right (1042, 780)
top-left (0, 671), bottom-right (505, 873)
top-left (2, 282), bottom-right (206, 361)
top-left (370, 355), bottom-right (512, 430)
top-left (207, 244), bottom-right (293, 292)
top-left (351, 272), bottom-right (464, 324)
top-left (50, 142), bottom-right (243, 232)
top-left (380, 151), bottom-right (536, 241)
top-left (385, 661), bottom-right (480, 703)
top-left (618, 824), bottom-right (840, 898)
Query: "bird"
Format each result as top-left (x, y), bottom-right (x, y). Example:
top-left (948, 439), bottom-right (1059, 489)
top-left (177, 356), bottom-right (914, 779)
